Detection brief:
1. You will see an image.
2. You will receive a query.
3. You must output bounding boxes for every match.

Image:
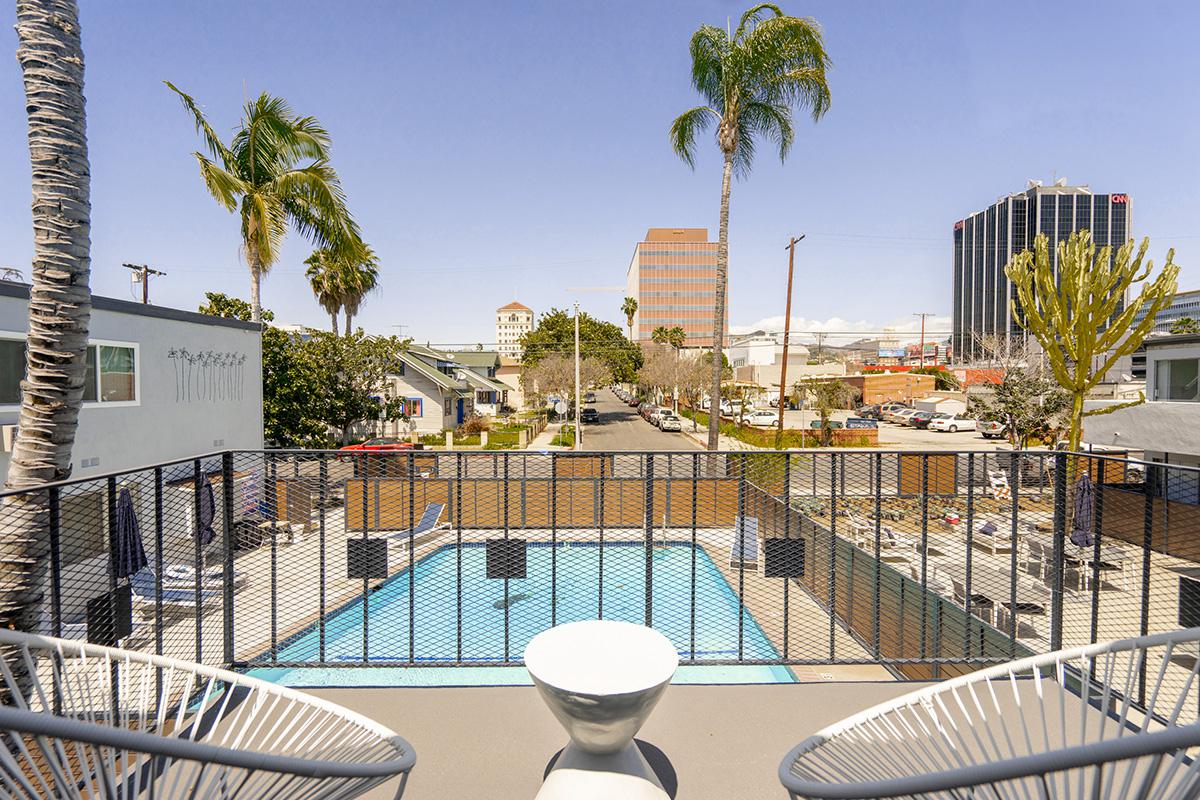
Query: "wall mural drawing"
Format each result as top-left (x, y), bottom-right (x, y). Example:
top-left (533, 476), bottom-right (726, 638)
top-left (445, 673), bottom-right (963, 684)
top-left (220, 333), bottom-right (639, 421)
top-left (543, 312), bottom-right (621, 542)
top-left (168, 349), bottom-right (247, 403)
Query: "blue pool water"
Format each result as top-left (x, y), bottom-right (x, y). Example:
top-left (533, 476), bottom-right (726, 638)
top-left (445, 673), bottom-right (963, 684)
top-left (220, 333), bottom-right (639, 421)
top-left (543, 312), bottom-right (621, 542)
top-left (254, 541), bottom-right (794, 685)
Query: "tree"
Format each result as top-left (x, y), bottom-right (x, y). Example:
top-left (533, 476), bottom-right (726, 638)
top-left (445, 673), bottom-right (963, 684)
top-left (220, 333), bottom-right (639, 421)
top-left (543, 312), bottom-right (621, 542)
top-left (969, 369), bottom-right (1070, 450)
top-left (638, 343), bottom-right (676, 403)
top-left (621, 296), bottom-right (638, 341)
top-left (4, 0), bottom-right (93, 635)
top-left (521, 308), bottom-right (642, 383)
top-left (909, 365), bottom-right (960, 391)
top-left (652, 326), bottom-right (687, 412)
top-left (521, 353), bottom-right (610, 413)
top-left (799, 379), bottom-right (856, 446)
top-left (1006, 230), bottom-right (1178, 453)
top-left (166, 83), bottom-right (363, 322)
top-left (304, 246), bottom-right (379, 334)
top-left (1170, 316), bottom-right (1200, 335)
top-left (199, 292), bottom-right (272, 322)
top-left (670, 3), bottom-right (831, 450)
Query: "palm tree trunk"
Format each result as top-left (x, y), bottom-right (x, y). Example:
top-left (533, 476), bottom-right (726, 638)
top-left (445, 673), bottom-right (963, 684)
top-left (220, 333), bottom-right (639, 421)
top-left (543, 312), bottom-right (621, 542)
top-left (330, 313), bottom-right (338, 334)
top-left (707, 154), bottom-right (733, 451)
top-left (4, 0), bottom-right (92, 636)
top-left (344, 313), bottom-right (352, 336)
top-left (249, 265), bottom-right (262, 323)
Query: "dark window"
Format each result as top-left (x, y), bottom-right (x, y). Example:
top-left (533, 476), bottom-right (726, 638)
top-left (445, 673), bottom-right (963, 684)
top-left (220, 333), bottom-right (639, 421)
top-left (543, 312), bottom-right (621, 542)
top-left (0, 339), bottom-right (25, 404)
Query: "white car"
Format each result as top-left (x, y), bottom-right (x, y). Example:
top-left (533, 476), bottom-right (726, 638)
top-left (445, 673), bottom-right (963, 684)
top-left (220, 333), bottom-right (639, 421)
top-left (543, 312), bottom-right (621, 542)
top-left (743, 409), bottom-right (780, 427)
top-left (929, 414), bottom-right (976, 433)
top-left (891, 409), bottom-right (918, 425)
top-left (648, 406), bottom-right (668, 426)
top-left (658, 413), bottom-right (682, 432)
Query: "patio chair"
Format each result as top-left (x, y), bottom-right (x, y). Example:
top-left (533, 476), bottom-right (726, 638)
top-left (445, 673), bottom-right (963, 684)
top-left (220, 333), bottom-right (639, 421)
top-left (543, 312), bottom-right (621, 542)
top-left (388, 502), bottom-right (448, 542)
top-left (780, 628), bottom-right (1200, 800)
top-left (949, 576), bottom-right (995, 625)
top-left (0, 629), bottom-right (415, 799)
top-left (129, 568), bottom-right (222, 616)
top-left (971, 514), bottom-right (1015, 555)
top-left (730, 515), bottom-right (759, 572)
top-left (161, 562), bottom-right (248, 590)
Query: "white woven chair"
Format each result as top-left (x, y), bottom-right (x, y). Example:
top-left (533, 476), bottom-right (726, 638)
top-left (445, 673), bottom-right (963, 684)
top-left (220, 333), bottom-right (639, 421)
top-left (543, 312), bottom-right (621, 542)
top-left (780, 628), bottom-right (1200, 799)
top-left (0, 629), bottom-right (415, 799)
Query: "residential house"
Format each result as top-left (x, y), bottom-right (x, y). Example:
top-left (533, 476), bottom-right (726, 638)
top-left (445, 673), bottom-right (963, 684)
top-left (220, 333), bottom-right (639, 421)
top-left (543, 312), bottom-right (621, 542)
top-left (495, 356), bottom-right (526, 410)
top-left (382, 344), bottom-right (508, 434)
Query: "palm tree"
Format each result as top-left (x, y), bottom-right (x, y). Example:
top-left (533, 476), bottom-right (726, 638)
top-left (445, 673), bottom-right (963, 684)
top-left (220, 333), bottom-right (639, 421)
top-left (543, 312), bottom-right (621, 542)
top-left (651, 325), bottom-right (687, 412)
top-left (670, 3), bottom-right (831, 450)
top-left (305, 247), bottom-right (379, 335)
top-left (621, 296), bottom-right (638, 341)
top-left (4, 0), bottom-right (93, 636)
top-left (166, 83), bottom-right (363, 322)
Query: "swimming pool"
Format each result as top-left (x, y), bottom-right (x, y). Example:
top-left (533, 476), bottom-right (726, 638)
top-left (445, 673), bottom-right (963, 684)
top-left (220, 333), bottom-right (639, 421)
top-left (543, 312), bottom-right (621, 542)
top-left (254, 541), bottom-right (794, 685)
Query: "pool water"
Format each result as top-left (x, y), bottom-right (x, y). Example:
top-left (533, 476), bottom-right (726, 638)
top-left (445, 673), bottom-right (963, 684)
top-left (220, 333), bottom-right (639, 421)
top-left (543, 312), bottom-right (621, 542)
top-left (255, 541), bottom-right (794, 686)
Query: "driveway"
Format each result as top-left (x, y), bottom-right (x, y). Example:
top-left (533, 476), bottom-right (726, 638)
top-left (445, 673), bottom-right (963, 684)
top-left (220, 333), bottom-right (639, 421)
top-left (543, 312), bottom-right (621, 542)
top-left (580, 390), bottom-right (700, 452)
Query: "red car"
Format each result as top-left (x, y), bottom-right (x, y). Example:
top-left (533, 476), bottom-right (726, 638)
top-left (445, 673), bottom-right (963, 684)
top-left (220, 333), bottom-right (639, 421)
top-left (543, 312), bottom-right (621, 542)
top-left (338, 437), bottom-right (416, 452)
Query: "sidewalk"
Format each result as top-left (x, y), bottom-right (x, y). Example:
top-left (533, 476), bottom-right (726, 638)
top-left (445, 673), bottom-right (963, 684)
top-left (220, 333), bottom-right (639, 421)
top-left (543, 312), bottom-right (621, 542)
top-left (525, 420), bottom-right (571, 450)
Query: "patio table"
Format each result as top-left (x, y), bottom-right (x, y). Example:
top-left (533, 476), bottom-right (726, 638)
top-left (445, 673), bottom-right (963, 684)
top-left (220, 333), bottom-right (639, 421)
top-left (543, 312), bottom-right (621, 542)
top-left (525, 620), bottom-right (678, 799)
top-left (938, 562), bottom-right (1050, 636)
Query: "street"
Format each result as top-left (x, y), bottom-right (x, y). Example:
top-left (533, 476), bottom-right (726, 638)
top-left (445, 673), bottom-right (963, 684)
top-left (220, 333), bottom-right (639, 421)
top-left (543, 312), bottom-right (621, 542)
top-left (580, 390), bottom-right (700, 452)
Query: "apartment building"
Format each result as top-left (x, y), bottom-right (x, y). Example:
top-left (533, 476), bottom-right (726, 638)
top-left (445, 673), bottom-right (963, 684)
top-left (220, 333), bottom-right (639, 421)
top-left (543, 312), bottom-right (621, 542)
top-left (495, 301), bottom-right (533, 359)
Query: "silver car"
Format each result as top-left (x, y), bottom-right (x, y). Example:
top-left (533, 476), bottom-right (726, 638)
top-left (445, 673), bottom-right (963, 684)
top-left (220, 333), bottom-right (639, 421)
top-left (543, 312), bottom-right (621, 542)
top-left (658, 413), bottom-right (682, 432)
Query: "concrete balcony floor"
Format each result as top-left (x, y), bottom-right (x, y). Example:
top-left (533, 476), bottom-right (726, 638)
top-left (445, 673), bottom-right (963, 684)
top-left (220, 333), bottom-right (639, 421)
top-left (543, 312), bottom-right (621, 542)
top-left (308, 681), bottom-right (929, 799)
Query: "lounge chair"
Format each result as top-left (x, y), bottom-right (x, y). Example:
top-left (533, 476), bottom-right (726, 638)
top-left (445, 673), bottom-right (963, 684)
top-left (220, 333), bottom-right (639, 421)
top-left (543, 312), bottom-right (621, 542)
top-left (730, 515), bottom-right (759, 572)
top-left (129, 568), bottom-right (221, 616)
top-left (162, 563), bottom-right (247, 590)
top-left (388, 502), bottom-right (448, 541)
top-left (971, 515), bottom-right (1015, 555)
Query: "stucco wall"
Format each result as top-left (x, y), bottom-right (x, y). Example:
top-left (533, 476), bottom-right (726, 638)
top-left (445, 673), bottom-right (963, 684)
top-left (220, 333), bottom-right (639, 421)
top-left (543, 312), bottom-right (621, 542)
top-left (0, 290), bottom-right (262, 483)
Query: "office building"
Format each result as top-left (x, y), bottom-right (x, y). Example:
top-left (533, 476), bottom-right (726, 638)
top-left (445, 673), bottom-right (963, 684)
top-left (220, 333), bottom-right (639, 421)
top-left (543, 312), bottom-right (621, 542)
top-left (495, 301), bottom-right (533, 359)
top-left (625, 228), bottom-right (723, 347)
top-left (952, 180), bottom-right (1131, 362)
top-left (1135, 288), bottom-right (1200, 333)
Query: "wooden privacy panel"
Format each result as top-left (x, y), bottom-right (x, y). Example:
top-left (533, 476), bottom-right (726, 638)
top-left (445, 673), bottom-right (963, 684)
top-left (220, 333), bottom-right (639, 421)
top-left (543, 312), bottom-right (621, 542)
top-left (1100, 484), bottom-right (1200, 563)
top-left (555, 455), bottom-right (613, 478)
top-left (344, 477), bottom-right (742, 531)
top-left (898, 453), bottom-right (958, 496)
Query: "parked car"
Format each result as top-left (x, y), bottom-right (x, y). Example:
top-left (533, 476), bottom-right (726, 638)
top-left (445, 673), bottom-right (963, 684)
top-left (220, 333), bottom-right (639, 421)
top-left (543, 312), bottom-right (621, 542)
top-left (909, 411), bottom-right (939, 428)
top-left (857, 404), bottom-right (881, 419)
top-left (649, 406), bottom-right (668, 426)
top-left (880, 405), bottom-right (910, 423)
top-left (844, 416), bottom-right (877, 429)
top-left (658, 413), bottom-right (682, 432)
top-left (339, 437), bottom-right (416, 452)
top-left (743, 409), bottom-right (779, 427)
top-left (929, 414), bottom-right (976, 433)
top-left (891, 409), bottom-right (919, 425)
top-left (627, 396), bottom-right (641, 407)
top-left (584, 392), bottom-right (597, 404)
top-left (809, 419), bottom-right (844, 430)
top-left (879, 402), bottom-right (909, 417)
top-left (580, 407), bottom-right (599, 423)
top-left (637, 402), bottom-right (654, 419)
top-left (977, 419), bottom-right (1008, 439)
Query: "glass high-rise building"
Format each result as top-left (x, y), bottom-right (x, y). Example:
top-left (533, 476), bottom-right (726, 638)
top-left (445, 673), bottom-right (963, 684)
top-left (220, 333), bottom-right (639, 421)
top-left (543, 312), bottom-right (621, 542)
top-left (952, 182), bottom-right (1130, 362)
top-left (625, 228), bottom-right (724, 347)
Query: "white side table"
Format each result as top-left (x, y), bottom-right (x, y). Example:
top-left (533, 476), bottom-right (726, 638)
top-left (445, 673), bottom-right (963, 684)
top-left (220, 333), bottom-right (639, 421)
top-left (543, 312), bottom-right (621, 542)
top-left (524, 620), bottom-right (678, 799)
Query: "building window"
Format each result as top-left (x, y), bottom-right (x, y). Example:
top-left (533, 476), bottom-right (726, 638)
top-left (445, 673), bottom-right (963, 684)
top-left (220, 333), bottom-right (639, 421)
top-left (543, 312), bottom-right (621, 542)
top-left (1155, 358), bottom-right (1199, 401)
top-left (403, 398), bottom-right (422, 417)
top-left (0, 338), bottom-right (137, 406)
top-left (444, 397), bottom-right (453, 415)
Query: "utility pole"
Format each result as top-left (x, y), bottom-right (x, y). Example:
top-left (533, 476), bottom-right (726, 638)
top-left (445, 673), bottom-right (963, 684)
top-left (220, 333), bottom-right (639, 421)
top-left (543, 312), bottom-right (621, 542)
top-left (813, 332), bottom-right (826, 362)
top-left (914, 312), bottom-right (935, 367)
top-left (573, 302), bottom-right (581, 451)
top-left (122, 263), bottom-right (166, 304)
top-left (776, 235), bottom-right (804, 450)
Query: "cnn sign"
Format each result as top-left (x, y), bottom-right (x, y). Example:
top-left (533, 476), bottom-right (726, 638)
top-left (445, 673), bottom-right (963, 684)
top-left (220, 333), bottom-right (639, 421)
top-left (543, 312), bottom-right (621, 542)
top-left (1112, 194), bottom-right (1129, 204)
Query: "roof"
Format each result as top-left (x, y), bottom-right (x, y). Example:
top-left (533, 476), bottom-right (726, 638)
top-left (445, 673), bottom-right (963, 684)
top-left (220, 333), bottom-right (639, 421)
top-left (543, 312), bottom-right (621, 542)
top-left (451, 351), bottom-right (501, 368)
top-left (0, 280), bottom-right (260, 332)
top-left (396, 351), bottom-right (460, 391)
top-left (497, 301), bottom-right (532, 312)
top-left (460, 370), bottom-right (508, 393)
top-left (1145, 332), bottom-right (1200, 349)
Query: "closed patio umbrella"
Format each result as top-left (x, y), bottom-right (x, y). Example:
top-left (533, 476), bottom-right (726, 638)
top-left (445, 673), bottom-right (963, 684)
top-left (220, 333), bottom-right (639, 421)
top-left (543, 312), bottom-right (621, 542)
top-left (114, 487), bottom-right (148, 578)
top-left (196, 475), bottom-right (216, 546)
top-left (1070, 471), bottom-right (1095, 546)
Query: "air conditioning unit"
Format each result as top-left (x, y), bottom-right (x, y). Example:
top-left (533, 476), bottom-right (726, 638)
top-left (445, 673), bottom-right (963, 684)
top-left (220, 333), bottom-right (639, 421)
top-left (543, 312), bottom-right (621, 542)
top-left (1, 425), bottom-right (17, 452)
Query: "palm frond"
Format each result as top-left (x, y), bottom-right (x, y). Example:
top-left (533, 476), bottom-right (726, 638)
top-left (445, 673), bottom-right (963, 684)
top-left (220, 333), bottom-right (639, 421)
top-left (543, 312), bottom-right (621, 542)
top-left (242, 191), bottom-right (288, 273)
top-left (740, 100), bottom-right (794, 163)
top-left (669, 106), bottom-right (719, 168)
top-left (272, 162), bottom-right (362, 256)
top-left (746, 15), bottom-right (831, 120)
top-left (164, 82), bottom-right (233, 166)
top-left (193, 154), bottom-right (243, 211)
top-left (689, 25), bottom-right (729, 108)
top-left (735, 3), bottom-right (784, 39)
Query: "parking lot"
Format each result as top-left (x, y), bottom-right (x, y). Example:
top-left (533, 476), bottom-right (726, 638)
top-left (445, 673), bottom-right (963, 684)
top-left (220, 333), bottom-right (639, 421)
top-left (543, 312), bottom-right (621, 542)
top-left (769, 408), bottom-right (1001, 452)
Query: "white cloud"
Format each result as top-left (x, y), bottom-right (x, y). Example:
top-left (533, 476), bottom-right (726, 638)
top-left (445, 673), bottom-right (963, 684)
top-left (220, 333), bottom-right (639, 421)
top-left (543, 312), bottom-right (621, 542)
top-left (729, 314), bottom-right (952, 346)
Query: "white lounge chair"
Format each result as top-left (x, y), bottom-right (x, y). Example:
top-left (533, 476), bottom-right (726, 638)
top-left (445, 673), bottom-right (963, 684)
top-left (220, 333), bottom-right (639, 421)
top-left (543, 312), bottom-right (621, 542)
top-left (388, 502), bottom-right (449, 542)
top-left (129, 568), bottom-right (221, 617)
top-left (730, 515), bottom-right (759, 572)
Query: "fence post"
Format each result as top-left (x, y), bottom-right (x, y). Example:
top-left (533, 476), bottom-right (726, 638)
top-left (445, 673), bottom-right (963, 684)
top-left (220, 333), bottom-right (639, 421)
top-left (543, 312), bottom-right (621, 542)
top-left (192, 460), bottom-right (203, 662)
top-left (551, 452), bottom-right (558, 626)
top-left (319, 454), bottom-right (328, 663)
top-left (783, 452), bottom-right (792, 660)
top-left (154, 466), bottom-right (164, 659)
top-left (829, 454), bottom-right (837, 660)
top-left (1007, 451), bottom-right (1021, 656)
top-left (409, 451), bottom-right (416, 664)
top-left (644, 452), bottom-right (654, 627)
top-left (221, 452), bottom-right (235, 666)
top-left (1139, 463), bottom-right (1157, 704)
top-left (737, 453), bottom-right (746, 662)
top-left (1050, 451), bottom-right (1067, 652)
top-left (48, 487), bottom-right (62, 640)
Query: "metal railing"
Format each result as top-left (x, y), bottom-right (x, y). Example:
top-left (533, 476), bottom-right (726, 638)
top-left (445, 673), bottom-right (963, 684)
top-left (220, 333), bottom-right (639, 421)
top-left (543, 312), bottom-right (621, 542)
top-left (4, 448), bottom-right (1197, 687)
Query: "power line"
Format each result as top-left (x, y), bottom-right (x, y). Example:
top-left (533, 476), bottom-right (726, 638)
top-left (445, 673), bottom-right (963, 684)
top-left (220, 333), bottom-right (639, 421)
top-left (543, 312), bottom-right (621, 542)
top-left (122, 263), bottom-right (166, 304)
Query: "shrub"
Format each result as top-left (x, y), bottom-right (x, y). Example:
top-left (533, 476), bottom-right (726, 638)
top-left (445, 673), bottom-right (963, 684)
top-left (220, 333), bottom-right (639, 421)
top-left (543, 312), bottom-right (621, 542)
top-left (456, 414), bottom-right (490, 435)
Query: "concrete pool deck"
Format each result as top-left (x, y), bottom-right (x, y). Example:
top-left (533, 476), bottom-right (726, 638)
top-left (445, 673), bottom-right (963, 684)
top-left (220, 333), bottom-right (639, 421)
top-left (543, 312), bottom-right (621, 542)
top-left (306, 681), bottom-right (931, 799)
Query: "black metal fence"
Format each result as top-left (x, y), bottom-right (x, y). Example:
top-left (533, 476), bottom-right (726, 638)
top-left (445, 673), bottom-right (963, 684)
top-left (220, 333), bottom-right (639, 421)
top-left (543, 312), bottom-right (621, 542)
top-left (5, 448), bottom-right (1198, 685)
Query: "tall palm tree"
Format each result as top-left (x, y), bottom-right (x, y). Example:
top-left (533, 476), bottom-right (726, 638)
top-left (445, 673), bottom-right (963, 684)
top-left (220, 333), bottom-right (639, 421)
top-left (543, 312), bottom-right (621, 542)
top-left (670, 3), bottom-right (831, 450)
top-left (3, 0), bottom-right (93, 635)
top-left (304, 246), bottom-right (379, 334)
top-left (621, 296), bottom-right (638, 341)
top-left (166, 83), bottom-right (363, 322)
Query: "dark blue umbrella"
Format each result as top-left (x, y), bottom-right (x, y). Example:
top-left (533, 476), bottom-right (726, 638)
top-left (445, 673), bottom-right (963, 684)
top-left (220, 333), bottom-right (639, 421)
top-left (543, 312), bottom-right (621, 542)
top-left (1070, 471), bottom-right (1095, 546)
top-left (114, 487), bottom-right (148, 578)
top-left (196, 475), bottom-right (216, 546)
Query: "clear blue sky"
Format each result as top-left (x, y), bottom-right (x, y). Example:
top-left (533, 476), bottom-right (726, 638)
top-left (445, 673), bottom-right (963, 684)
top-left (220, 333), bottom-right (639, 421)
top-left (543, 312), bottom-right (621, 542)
top-left (1, 0), bottom-right (1197, 346)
